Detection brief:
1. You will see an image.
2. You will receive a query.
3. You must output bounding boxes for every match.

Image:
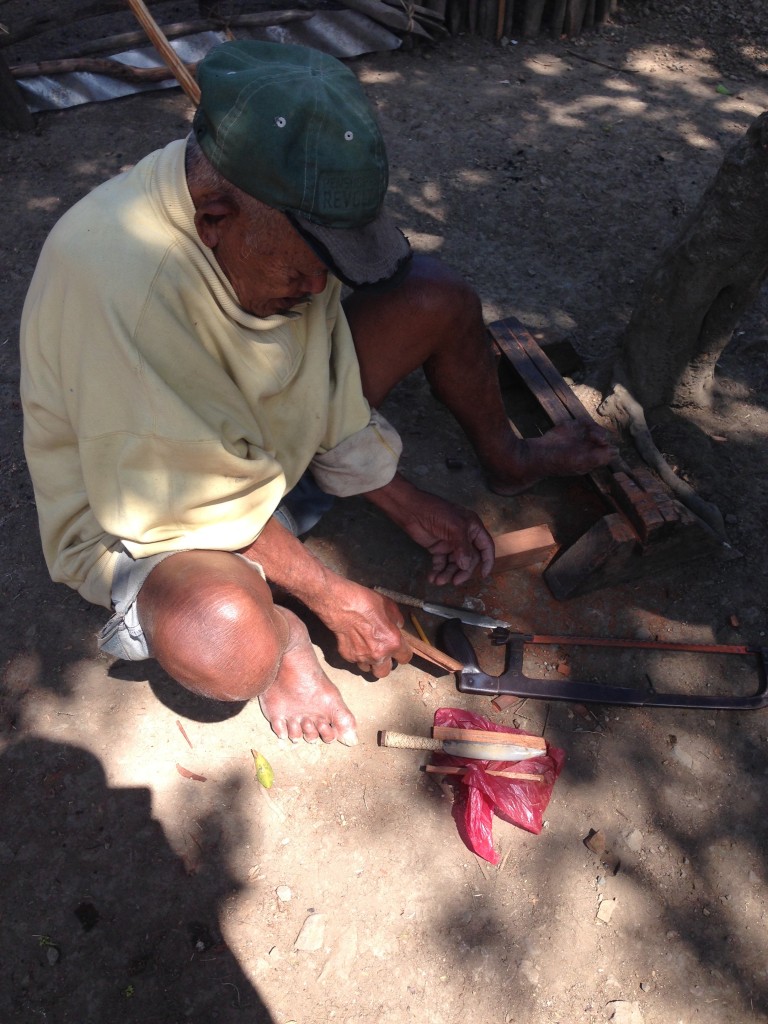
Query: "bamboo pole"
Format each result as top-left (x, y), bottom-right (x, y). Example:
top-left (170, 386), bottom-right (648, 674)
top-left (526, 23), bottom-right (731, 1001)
top-left (502, 0), bottom-right (514, 38)
top-left (496, 0), bottom-right (506, 40)
top-left (565, 0), bottom-right (587, 36)
top-left (126, 0), bottom-right (200, 105)
top-left (551, 0), bottom-right (567, 37)
top-left (522, 0), bottom-right (546, 38)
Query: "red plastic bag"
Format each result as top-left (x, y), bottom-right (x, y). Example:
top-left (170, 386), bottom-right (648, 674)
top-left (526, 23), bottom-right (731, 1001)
top-left (432, 707), bottom-right (565, 864)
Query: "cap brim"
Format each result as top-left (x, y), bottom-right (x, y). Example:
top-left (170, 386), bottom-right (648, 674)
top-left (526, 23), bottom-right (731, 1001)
top-left (289, 209), bottom-right (412, 289)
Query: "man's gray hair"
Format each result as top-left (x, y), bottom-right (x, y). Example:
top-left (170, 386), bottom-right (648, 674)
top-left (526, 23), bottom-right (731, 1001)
top-left (185, 133), bottom-right (288, 255)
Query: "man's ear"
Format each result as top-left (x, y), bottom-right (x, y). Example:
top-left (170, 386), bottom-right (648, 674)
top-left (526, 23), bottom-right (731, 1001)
top-left (192, 192), bottom-right (240, 249)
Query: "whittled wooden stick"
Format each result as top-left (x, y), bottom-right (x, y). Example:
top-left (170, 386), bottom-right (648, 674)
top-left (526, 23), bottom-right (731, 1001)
top-left (425, 765), bottom-right (543, 783)
top-left (399, 627), bottom-right (463, 674)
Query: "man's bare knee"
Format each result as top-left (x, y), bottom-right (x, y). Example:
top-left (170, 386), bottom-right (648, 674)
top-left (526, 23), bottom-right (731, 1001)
top-left (139, 554), bottom-right (285, 702)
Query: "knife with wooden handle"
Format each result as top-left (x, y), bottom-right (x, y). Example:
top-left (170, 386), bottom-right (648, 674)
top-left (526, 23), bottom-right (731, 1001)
top-left (380, 726), bottom-right (546, 762)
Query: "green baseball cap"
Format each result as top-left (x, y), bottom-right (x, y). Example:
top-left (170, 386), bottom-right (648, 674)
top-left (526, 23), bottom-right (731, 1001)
top-left (193, 39), bottom-right (411, 287)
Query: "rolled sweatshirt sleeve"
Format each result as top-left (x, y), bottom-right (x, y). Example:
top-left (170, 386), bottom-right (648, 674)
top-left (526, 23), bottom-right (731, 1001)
top-left (310, 408), bottom-right (402, 497)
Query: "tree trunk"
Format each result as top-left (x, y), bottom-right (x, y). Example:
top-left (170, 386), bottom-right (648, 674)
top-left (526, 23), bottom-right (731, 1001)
top-left (609, 110), bottom-right (768, 416)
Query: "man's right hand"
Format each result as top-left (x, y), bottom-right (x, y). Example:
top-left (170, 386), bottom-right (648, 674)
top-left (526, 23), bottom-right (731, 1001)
top-left (239, 517), bottom-right (412, 678)
top-left (314, 577), bottom-right (413, 678)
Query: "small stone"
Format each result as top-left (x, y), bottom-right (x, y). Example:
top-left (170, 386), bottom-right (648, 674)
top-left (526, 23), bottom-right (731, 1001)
top-left (276, 885), bottom-right (292, 902)
top-left (669, 739), bottom-right (695, 769)
top-left (607, 1000), bottom-right (644, 1024)
top-left (294, 912), bottom-right (326, 952)
top-left (584, 829), bottom-right (620, 875)
top-left (625, 829), bottom-right (643, 852)
top-left (596, 898), bottom-right (616, 923)
top-left (518, 958), bottom-right (540, 985)
top-left (46, 945), bottom-right (60, 966)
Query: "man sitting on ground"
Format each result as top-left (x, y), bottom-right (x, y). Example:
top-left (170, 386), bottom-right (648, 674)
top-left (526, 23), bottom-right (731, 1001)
top-left (20, 40), bottom-right (615, 747)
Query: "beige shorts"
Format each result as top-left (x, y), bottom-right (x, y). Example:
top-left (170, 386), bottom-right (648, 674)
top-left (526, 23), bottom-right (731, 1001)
top-left (97, 548), bottom-right (263, 662)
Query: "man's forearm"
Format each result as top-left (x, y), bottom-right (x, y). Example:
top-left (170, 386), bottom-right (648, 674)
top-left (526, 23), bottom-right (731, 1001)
top-left (362, 471), bottom-right (423, 529)
top-left (238, 513), bottom-right (411, 672)
top-left (238, 516), bottom-right (337, 611)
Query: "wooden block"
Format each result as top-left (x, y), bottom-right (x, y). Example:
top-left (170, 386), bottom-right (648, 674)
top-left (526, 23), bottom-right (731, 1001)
top-left (544, 513), bottom-right (640, 600)
top-left (545, 506), bottom-right (727, 600)
top-left (492, 524), bottom-right (559, 574)
top-left (489, 318), bottom-right (588, 426)
top-left (486, 313), bottom-right (726, 597)
top-left (608, 472), bottom-right (667, 544)
top-left (628, 467), bottom-right (681, 524)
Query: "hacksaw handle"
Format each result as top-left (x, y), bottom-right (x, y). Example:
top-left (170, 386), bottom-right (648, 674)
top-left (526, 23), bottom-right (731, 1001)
top-left (380, 731), bottom-right (442, 752)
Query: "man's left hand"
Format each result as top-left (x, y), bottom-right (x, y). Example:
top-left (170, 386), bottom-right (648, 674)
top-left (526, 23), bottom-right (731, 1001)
top-left (365, 474), bottom-right (494, 586)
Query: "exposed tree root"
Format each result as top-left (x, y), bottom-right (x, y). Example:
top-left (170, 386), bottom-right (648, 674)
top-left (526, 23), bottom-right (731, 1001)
top-left (600, 383), bottom-right (727, 540)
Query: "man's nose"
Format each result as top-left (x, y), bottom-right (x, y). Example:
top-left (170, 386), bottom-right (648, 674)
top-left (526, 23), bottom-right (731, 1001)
top-left (302, 270), bottom-right (328, 295)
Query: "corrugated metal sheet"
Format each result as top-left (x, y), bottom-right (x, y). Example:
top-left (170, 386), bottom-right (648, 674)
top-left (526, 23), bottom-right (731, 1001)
top-left (16, 11), bottom-right (401, 113)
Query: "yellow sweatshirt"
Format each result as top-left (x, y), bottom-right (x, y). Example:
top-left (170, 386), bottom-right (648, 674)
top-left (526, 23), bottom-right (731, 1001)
top-left (20, 139), bottom-right (401, 608)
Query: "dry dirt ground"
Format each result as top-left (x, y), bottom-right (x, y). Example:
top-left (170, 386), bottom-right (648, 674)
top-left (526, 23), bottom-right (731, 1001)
top-left (3, 3), bottom-right (768, 1023)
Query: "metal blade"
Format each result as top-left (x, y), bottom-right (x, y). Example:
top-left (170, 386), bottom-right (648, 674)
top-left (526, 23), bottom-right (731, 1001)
top-left (421, 601), bottom-right (511, 630)
top-left (441, 739), bottom-right (536, 762)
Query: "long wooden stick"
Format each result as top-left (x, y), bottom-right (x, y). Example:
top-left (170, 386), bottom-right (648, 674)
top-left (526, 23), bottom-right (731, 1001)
top-left (11, 56), bottom-right (194, 82)
top-left (425, 765), bottom-right (544, 783)
top-left (126, 0), bottom-right (200, 105)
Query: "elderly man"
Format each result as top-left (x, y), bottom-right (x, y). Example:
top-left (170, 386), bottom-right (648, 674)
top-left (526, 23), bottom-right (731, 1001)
top-left (20, 40), bottom-right (615, 746)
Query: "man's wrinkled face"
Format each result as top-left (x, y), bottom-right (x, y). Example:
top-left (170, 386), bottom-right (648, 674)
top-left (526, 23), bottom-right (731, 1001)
top-left (213, 209), bottom-right (330, 318)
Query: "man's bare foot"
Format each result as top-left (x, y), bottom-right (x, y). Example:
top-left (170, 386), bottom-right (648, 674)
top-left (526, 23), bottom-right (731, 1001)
top-left (259, 607), bottom-right (358, 745)
top-left (488, 422), bottom-right (618, 496)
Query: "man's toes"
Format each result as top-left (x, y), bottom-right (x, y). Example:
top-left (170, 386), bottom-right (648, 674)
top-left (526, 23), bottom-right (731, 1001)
top-left (270, 716), bottom-right (289, 742)
top-left (286, 719), bottom-right (304, 743)
top-left (333, 707), bottom-right (358, 746)
top-left (317, 719), bottom-right (336, 743)
top-left (300, 717), bottom-right (320, 743)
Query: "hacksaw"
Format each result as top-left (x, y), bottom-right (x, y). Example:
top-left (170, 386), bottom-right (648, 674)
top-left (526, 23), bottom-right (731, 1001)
top-left (439, 619), bottom-right (768, 710)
